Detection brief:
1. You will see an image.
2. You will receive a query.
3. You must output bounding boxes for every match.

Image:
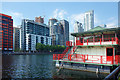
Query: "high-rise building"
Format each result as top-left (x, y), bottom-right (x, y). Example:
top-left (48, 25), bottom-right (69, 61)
top-left (84, 10), bottom-right (94, 31)
top-left (51, 22), bottom-right (64, 45)
top-left (35, 16), bottom-right (44, 24)
top-left (0, 13), bottom-right (13, 52)
top-left (21, 19), bottom-right (51, 52)
top-left (13, 26), bottom-right (20, 51)
top-left (48, 18), bottom-right (58, 36)
top-left (74, 21), bottom-right (84, 33)
top-left (60, 20), bottom-right (69, 46)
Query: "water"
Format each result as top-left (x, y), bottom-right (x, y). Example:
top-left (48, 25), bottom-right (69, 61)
top-left (2, 54), bottom-right (108, 79)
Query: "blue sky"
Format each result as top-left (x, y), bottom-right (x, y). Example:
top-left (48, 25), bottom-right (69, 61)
top-left (2, 2), bottom-right (118, 32)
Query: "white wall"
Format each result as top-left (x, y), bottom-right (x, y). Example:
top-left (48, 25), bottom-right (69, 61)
top-left (75, 46), bottom-right (106, 56)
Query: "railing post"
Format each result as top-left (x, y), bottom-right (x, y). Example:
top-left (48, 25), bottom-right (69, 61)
top-left (84, 55), bottom-right (85, 63)
top-left (76, 54), bottom-right (77, 58)
top-left (100, 39), bottom-right (101, 45)
top-left (87, 54), bottom-right (88, 60)
top-left (111, 56), bottom-right (114, 64)
top-left (116, 37), bottom-right (118, 44)
top-left (112, 38), bottom-right (113, 44)
top-left (87, 39), bottom-right (88, 45)
top-left (70, 54), bottom-right (71, 61)
top-left (100, 56), bottom-right (102, 64)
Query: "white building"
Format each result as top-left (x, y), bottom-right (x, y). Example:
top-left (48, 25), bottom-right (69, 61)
top-left (74, 21), bottom-right (84, 33)
top-left (84, 10), bottom-right (94, 31)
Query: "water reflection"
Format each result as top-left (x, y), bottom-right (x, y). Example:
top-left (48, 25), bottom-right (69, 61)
top-left (2, 54), bottom-right (108, 79)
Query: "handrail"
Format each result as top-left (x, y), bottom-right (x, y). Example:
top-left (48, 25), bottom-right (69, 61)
top-left (75, 37), bottom-right (119, 46)
top-left (104, 66), bottom-right (120, 80)
top-left (53, 54), bottom-right (120, 65)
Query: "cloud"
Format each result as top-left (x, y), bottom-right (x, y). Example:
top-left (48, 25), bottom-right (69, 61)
top-left (10, 12), bottom-right (24, 18)
top-left (70, 13), bottom-right (84, 24)
top-left (106, 23), bottom-right (117, 28)
top-left (52, 9), bottom-right (67, 19)
top-left (106, 17), bottom-right (118, 28)
top-left (9, 11), bottom-right (24, 27)
top-left (69, 13), bottom-right (84, 32)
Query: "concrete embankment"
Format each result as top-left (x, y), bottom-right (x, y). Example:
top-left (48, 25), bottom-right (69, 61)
top-left (2, 52), bottom-right (62, 55)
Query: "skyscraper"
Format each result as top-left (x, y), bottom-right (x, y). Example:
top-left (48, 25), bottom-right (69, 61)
top-left (60, 20), bottom-right (69, 46)
top-left (84, 10), bottom-right (94, 31)
top-left (13, 27), bottom-right (20, 51)
top-left (51, 22), bottom-right (64, 45)
top-left (48, 18), bottom-right (58, 36)
top-left (0, 13), bottom-right (13, 52)
top-left (74, 21), bottom-right (84, 33)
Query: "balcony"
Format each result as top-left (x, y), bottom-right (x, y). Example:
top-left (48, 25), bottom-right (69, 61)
top-left (76, 37), bottom-right (120, 46)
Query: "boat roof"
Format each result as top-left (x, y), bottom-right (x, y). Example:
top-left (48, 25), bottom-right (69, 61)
top-left (71, 26), bottom-right (120, 37)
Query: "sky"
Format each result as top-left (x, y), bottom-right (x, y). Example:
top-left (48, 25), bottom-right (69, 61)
top-left (1, 2), bottom-right (118, 32)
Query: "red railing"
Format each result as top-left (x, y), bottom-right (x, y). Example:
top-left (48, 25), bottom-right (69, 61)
top-left (62, 47), bottom-right (70, 54)
top-left (53, 54), bottom-right (120, 65)
top-left (53, 46), bottom-right (77, 60)
top-left (76, 37), bottom-right (119, 46)
top-left (66, 41), bottom-right (72, 46)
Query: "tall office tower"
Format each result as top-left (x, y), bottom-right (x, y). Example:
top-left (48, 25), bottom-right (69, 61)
top-left (60, 20), bottom-right (69, 46)
top-left (74, 21), bottom-right (84, 33)
top-left (84, 10), bottom-right (94, 31)
top-left (21, 19), bottom-right (51, 52)
top-left (51, 22), bottom-right (64, 46)
top-left (48, 18), bottom-right (58, 36)
top-left (13, 27), bottom-right (20, 51)
top-left (35, 16), bottom-right (44, 24)
top-left (0, 13), bottom-right (13, 52)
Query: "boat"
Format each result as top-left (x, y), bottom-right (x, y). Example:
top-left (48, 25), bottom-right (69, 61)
top-left (53, 26), bottom-right (120, 73)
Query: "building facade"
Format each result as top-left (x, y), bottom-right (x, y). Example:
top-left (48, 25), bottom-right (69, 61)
top-left (0, 13), bottom-right (13, 52)
top-left (21, 19), bottom-right (51, 52)
top-left (74, 21), bottom-right (84, 33)
top-left (35, 16), bottom-right (44, 24)
top-left (13, 27), bottom-right (20, 51)
top-left (84, 10), bottom-right (94, 31)
top-left (48, 18), bottom-right (58, 36)
top-left (60, 20), bottom-right (69, 46)
top-left (51, 22), bottom-right (64, 45)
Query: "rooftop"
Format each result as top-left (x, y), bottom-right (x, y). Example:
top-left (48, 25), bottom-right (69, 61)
top-left (71, 26), bottom-right (120, 37)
